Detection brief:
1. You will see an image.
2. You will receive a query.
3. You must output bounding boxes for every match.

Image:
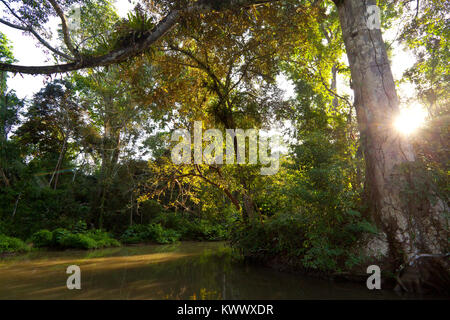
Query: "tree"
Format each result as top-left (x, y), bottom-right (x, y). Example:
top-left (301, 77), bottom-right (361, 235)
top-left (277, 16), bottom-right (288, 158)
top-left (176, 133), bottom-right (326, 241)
top-left (15, 80), bottom-right (82, 189)
top-left (0, 33), bottom-right (23, 230)
top-left (400, 0), bottom-right (449, 170)
top-left (73, 66), bottom-right (150, 228)
top-left (0, 0), bottom-right (448, 292)
top-left (0, 32), bottom-right (23, 188)
top-left (142, 5), bottom-right (295, 221)
top-left (0, 0), bottom-right (276, 74)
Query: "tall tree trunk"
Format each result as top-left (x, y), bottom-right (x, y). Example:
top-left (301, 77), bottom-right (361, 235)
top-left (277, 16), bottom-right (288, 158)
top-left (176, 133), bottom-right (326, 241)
top-left (96, 137), bottom-right (116, 230)
top-left (242, 193), bottom-right (259, 223)
top-left (95, 114), bottom-right (121, 229)
top-left (334, 0), bottom-right (449, 292)
top-left (49, 133), bottom-right (68, 189)
top-left (11, 192), bottom-right (21, 219)
top-left (0, 166), bottom-right (9, 187)
top-left (331, 63), bottom-right (339, 110)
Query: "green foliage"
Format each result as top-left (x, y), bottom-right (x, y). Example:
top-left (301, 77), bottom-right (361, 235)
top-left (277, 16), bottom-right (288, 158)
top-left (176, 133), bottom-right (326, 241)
top-left (0, 32), bottom-right (15, 94)
top-left (125, 5), bottom-right (155, 32)
top-left (51, 228), bottom-right (71, 246)
top-left (59, 232), bottom-right (98, 249)
top-left (121, 223), bottom-right (180, 244)
top-left (30, 228), bottom-right (120, 250)
top-left (232, 214), bottom-right (299, 255)
top-left (231, 210), bottom-right (376, 272)
top-left (69, 0), bottom-right (120, 56)
top-left (400, 0), bottom-right (449, 117)
top-left (0, 234), bottom-right (29, 253)
top-left (230, 73), bottom-right (372, 273)
top-left (120, 224), bottom-right (149, 244)
top-left (110, 5), bottom-right (155, 50)
top-left (72, 220), bottom-right (88, 234)
top-left (85, 229), bottom-right (121, 248)
top-left (152, 211), bottom-right (232, 241)
top-left (30, 229), bottom-right (53, 248)
top-left (183, 220), bottom-right (228, 241)
top-left (231, 213), bottom-right (307, 257)
top-left (0, 182), bottom-right (92, 239)
top-left (149, 224), bottom-right (181, 244)
top-left (0, 32), bottom-right (14, 65)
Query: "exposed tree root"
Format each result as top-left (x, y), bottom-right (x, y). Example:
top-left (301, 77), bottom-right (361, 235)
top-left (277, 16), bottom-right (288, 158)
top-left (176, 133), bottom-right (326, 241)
top-left (395, 254), bottom-right (450, 295)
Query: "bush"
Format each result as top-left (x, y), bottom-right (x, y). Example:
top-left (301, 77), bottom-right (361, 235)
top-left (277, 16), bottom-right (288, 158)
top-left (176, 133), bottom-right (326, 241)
top-left (72, 220), bottom-right (88, 234)
top-left (0, 221), bottom-right (6, 235)
top-left (152, 211), bottom-right (231, 241)
top-left (85, 230), bottom-right (121, 248)
top-left (230, 211), bottom-right (375, 273)
top-left (120, 225), bottom-right (149, 244)
top-left (121, 223), bottom-right (180, 244)
top-left (148, 223), bottom-right (180, 244)
top-left (231, 213), bottom-right (307, 258)
top-left (31, 229), bottom-right (53, 248)
top-left (29, 228), bottom-right (120, 250)
top-left (0, 234), bottom-right (29, 253)
top-left (51, 228), bottom-right (71, 247)
top-left (59, 233), bottom-right (98, 249)
top-left (230, 222), bottom-right (270, 257)
top-left (183, 220), bottom-right (228, 241)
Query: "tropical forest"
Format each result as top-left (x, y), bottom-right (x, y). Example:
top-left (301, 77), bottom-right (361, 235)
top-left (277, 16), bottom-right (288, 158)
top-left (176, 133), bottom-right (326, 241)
top-left (0, 0), bottom-right (448, 300)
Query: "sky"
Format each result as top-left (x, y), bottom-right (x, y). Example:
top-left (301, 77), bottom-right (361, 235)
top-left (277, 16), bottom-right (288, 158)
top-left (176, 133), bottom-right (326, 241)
top-left (1, 0), bottom-right (136, 99)
top-left (1, 0), bottom-right (419, 110)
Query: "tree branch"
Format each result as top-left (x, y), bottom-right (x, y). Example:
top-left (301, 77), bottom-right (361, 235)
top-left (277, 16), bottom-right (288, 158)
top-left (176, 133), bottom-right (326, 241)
top-left (0, 0), bottom-right (278, 74)
top-left (193, 165), bottom-right (241, 210)
top-left (48, 0), bottom-right (79, 58)
top-left (0, 0), bottom-right (75, 61)
top-left (0, 17), bottom-right (28, 31)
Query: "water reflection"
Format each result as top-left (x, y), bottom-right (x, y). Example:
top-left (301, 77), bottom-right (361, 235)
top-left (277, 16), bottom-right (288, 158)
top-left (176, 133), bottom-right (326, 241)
top-left (0, 242), bottom-right (433, 300)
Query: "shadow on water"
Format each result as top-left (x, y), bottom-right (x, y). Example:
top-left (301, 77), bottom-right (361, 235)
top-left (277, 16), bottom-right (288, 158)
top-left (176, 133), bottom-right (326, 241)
top-left (0, 242), bottom-right (442, 300)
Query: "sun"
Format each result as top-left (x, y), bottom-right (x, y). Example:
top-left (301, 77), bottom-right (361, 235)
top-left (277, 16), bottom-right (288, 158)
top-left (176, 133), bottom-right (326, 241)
top-left (394, 103), bottom-right (428, 135)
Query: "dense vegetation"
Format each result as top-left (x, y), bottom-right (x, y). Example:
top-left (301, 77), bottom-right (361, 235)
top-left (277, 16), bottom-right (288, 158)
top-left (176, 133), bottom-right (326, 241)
top-left (0, 0), bottom-right (448, 293)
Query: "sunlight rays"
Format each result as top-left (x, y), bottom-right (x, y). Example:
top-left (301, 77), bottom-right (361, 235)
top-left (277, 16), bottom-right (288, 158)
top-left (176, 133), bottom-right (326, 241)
top-left (394, 103), bottom-right (428, 135)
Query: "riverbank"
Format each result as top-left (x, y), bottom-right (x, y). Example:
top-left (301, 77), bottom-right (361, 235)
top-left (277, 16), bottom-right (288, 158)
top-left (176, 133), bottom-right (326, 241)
top-left (243, 254), bottom-right (401, 292)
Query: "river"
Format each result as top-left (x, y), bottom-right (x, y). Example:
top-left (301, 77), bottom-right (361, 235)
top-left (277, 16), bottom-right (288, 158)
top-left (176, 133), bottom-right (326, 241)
top-left (0, 242), bottom-right (438, 299)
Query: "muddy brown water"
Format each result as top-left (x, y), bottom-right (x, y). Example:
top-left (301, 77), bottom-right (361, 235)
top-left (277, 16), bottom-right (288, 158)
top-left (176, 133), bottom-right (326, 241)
top-left (0, 242), bottom-right (442, 299)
